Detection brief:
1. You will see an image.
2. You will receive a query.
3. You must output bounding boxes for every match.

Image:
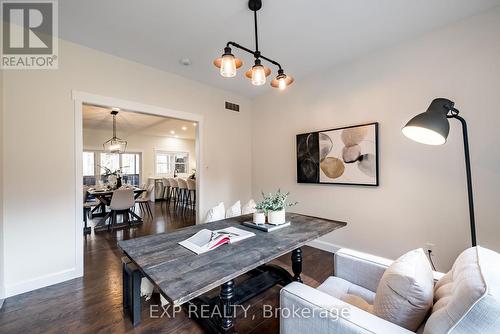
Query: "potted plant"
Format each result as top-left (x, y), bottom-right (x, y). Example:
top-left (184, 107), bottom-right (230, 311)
top-left (255, 190), bottom-right (298, 225)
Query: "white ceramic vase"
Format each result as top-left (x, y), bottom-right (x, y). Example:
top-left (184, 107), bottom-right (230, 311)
top-left (253, 211), bottom-right (266, 225)
top-left (267, 209), bottom-right (286, 225)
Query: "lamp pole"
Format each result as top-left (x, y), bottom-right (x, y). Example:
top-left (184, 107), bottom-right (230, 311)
top-left (451, 114), bottom-right (477, 246)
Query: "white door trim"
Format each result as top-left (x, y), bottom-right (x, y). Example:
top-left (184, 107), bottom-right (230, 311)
top-left (72, 90), bottom-right (204, 277)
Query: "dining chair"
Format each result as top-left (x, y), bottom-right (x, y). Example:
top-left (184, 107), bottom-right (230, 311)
top-left (135, 184), bottom-right (154, 218)
top-left (177, 178), bottom-right (188, 211)
top-left (187, 178), bottom-right (196, 211)
top-left (108, 188), bottom-right (135, 231)
top-left (83, 185), bottom-right (93, 235)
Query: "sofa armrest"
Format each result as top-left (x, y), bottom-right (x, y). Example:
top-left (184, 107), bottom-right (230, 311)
top-left (334, 248), bottom-right (392, 292)
top-left (334, 249), bottom-right (445, 291)
top-left (280, 282), bottom-right (413, 334)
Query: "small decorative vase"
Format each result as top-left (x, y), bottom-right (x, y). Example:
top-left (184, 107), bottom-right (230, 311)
top-left (253, 211), bottom-right (266, 225)
top-left (268, 209), bottom-right (286, 225)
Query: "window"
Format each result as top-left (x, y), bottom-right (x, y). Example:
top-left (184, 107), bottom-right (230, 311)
top-left (82, 151), bottom-right (95, 185)
top-left (82, 151), bottom-right (142, 186)
top-left (155, 151), bottom-right (189, 176)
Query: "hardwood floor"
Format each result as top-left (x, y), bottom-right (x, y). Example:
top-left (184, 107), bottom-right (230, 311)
top-left (0, 202), bottom-right (334, 334)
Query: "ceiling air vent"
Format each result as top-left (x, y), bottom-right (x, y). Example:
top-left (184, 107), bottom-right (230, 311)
top-left (225, 101), bottom-right (240, 112)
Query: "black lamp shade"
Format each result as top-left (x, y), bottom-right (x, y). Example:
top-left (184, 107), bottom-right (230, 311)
top-left (402, 98), bottom-right (453, 145)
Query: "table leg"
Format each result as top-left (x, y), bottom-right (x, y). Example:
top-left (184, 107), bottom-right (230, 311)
top-left (219, 279), bottom-right (235, 333)
top-left (291, 248), bottom-right (303, 283)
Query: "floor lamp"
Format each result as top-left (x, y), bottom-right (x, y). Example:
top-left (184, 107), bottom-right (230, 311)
top-left (402, 98), bottom-right (477, 247)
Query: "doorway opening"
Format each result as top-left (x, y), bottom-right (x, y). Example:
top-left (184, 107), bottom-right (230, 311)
top-left (73, 91), bottom-right (203, 277)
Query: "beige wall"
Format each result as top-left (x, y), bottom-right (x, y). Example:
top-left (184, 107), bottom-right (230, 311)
top-left (83, 128), bottom-right (197, 181)
top-left (252, 9), bottom-right (500, 270)
top-left (2, 39), bottom-right (252, 296)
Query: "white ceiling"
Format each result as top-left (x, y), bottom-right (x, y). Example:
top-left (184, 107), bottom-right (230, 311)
top-left (83, 105), bottom-right (196, 139)
top-left (60, 0), bottom-right (500, 97)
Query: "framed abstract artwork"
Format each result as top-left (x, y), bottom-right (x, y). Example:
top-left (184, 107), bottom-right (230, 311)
top-left (296, 122), bottom-right (379, 186)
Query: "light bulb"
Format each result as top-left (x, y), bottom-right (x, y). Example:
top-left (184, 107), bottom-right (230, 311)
top-left (220, 54), bottom-right (237, 77)
top-left (278, 76), bottom-right (287, 90)
top-left (251, 65), bottom-right (266, 86)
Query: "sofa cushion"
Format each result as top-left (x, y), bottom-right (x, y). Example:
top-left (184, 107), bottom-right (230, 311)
top-left (242, 199), bottom-right (257, 215)
top-left (225, 200), bottom-right (241, 218)
top-left (317, 276), bottom-right (376, 304)
top-left (424, 246), bottom-right (500, 334)
top-left (373, 248), bottom-right (434, 331)
top-left (205, 202), bottom-right (225, 223)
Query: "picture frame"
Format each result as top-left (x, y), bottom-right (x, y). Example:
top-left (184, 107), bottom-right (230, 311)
top-left (296, 122), bottom-right (379, 186)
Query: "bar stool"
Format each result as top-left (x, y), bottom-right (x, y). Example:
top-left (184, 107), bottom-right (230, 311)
top-left (187, 179), bottom-right (196, 211)
top-left (177, 178), bottom-right (188, 211)
top-left (161, 178), bottom-right (170, 209)
top-left (168, 178), bottom-right (179, 208)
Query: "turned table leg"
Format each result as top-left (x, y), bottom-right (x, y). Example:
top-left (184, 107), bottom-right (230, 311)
top-left (219, 279), bottom-right (235, 333)
top-left (291, 248), bottom-right (303, 283)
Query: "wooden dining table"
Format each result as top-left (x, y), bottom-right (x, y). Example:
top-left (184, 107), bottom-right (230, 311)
top-left (87, 187), bottom-right (145, 232)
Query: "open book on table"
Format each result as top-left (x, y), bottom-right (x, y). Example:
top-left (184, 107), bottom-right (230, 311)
top-left (179, 226), bottom-right (255, 254)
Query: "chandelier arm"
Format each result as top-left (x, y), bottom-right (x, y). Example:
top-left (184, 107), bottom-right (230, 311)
top-left (226, 41), bottom-right (283, 71)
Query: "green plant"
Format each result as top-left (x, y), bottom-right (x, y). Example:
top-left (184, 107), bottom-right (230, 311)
top-left (255, 189), bottom-right (297, 214)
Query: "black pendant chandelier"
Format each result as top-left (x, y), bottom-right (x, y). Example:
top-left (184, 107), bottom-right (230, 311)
top-left (213, 0), bottom-right (294, 90)
top-left (103, 110), bottom-right (127, 153)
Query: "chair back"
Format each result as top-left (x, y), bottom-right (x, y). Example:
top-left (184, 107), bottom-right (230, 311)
top-left (177, 178), bottom-right (188, 189)
top-left (110, 189), bottom-right (135, 210)
top-left (187, 179), bottom-right (196, 190)
top-left (83, 185), bottom-right (89, 203)
top-left (169, 178), bottom-right (178, 188)
top-left (161, 178), bottom-right (169, 187)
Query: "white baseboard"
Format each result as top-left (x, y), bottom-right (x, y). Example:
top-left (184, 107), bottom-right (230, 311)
top-left (307, 239), bottom-right (342, 253)
top-left (4, 267), bottom-right (81, 298)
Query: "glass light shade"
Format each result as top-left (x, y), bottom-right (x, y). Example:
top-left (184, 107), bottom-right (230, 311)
top-left (220, 54), bottom-right (237, 77)
top-left (251, 65), bottom-right (266, 86)
top-left (271, 72), bottom-right (294, 90)
top-left (278, 76), bottom-right (287, 90)
top-left (103, 138), bottom-right (127, 153)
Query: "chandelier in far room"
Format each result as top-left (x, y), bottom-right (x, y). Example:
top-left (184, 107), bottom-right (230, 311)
top-left (103, 110), bottom-right (127, 153)
top-left (213, 0), bottom-right (294, 90)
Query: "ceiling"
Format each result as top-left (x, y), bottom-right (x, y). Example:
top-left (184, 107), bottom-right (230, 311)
top-left (83, 105), bottom-right (196, 139)
top-left (60, 0), bottom-right (500, 97)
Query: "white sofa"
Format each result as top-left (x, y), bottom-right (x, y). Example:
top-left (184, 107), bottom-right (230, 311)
top-left (280, 247), bottom-right (500, 334)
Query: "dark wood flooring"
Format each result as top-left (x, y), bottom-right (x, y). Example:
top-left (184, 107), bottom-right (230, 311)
top-left (0, 202), bottom-right (334, 334)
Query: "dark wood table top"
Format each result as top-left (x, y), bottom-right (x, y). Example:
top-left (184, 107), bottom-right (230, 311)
top-left (118, 212), bottom-right (346, 305)
top-left (88, 187), bottom-right (144, 196)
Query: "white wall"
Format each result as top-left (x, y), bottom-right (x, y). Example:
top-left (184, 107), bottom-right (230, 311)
top-left (252, 9), bottom-right (500, 270)
top-left (83, 128), bottom-right (197, 181)
top-left (0, 69), bottom-right (4, 300)
top-left (2, 39), bottom-right (252, 297)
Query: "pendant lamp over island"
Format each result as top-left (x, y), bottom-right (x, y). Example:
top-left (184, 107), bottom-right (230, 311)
top-left (213, 0), bottom-right (294, 90)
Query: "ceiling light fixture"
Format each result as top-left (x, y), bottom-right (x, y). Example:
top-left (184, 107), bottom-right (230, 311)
top-left (182, 126), bottom-right (188, 131)
top-left (213, 0), bottom-right (294, 90)
top-left (170, 130), bottom-right (175, 135)
top-left (103, 111), bottom-right (127, 153)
